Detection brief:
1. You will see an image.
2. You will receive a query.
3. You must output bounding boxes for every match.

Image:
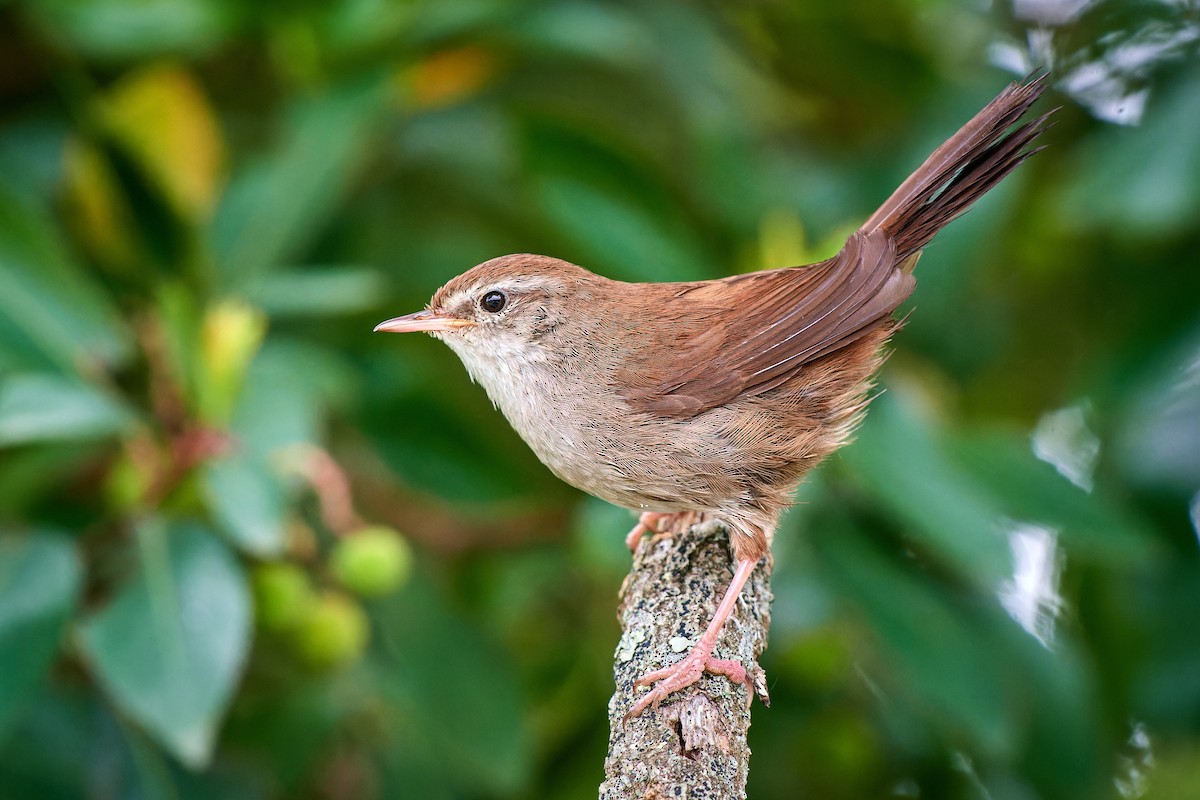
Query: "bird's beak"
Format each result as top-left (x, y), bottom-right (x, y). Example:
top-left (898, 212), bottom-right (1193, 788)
top-left (373, 309), bottom-right (475, 333)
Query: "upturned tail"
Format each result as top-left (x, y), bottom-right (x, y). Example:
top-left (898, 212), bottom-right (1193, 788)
top-left (615, 75), bottom-right (1053, 422)
top-left (862, 73), bottom-right (1052, 263)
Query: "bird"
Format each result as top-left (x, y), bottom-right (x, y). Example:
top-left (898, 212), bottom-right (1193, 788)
top-left (375, 75), bottom-right (1052, 719)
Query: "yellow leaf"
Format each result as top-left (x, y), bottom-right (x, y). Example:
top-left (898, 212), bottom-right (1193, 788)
top-left (403, 46), bottom-right (497, 109)
top-left (100, 64), bottom-right (224, 221)
top-left (61, 138), bottom-right (139, 269)
top-left (198, 297), bottom-right (267, 425)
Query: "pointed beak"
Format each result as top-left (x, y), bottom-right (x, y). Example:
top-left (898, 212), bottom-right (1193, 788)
top-left (373, 309), bottom-right (475, 333)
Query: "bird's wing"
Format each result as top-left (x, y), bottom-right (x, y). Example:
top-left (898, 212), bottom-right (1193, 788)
top-left (618, 230), bottom-right (914, 418)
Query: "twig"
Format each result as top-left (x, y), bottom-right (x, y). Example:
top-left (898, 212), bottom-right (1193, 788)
top-left (601, 519), bottom-right (773, 800)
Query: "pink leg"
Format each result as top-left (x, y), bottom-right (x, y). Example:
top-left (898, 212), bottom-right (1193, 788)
top-left (626, 558), bottom-right (759, 719)
top-left (624, 511), bottom-right (672, 551)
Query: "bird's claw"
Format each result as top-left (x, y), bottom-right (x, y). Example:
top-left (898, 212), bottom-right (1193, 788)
top-left (624, 648), bottom-right (757, 721)
top-left (625, 511), bottom-right (707, 552)
top-left (624, 511), bottom-right (672, 552)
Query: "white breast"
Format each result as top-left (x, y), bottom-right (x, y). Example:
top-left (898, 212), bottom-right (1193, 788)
top-left (445, 334), bottom-right (589, 482)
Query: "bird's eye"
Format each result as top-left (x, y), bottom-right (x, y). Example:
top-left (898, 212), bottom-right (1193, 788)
top-left (480, 290), bottom-right (507, 313)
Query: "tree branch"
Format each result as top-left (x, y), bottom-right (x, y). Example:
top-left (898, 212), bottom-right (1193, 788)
top-left (600, 518), bottom-right (773, 799)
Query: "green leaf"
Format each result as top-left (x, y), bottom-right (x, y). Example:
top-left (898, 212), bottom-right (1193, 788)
top-left (203, 453), bottom-right (286, 557)
top-left (951, 429), bottom-right (1158, 564)
top-left (815, 516), bottom-right (1023, 759)
top-left (0, 115), bottom-right (69, 213)
top-left (144, 281), bottom-right (202, 414)
top-left (247, 266), bottom-right (388, 318)
top-left (231, 339), bottom-right (353, 458)
top-left (0, 532), bottom-right (82, 743)
top-left (211, 76), bottom-right (392, 293)
top-left (0, 373), bottom-right (134, 447)
top-left (204, 339), bottom-right (357, 555)
top-left (1060, 66), bottom-right (1200, 237)
top-left (509, 3), bottom-right (652, 66)
top-left (78, 521), bottom-right (251, 768)
top-left (0, 186), bottom-right (130, 374)
top-left (840, 392), bottom-right (1012, 588)
top-left (377, 574), bottom-right (531, 794)
top-left (532, 172), bottom-right (711, 282)
top-left (0, 444), bottom-right (103, 517)
top-left (28, 0), bottom-right (233, 60)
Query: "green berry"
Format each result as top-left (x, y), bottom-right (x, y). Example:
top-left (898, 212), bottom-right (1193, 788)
top-left (331, 526), bottom-right (413, 598)
top-left (292, 592), bottom-right (369, 668)
top-left (252, 562), bottom-right (314, 632)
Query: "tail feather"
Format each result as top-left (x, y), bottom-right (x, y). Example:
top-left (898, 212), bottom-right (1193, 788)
top-left (863, 73), bottom-right (1052, 262)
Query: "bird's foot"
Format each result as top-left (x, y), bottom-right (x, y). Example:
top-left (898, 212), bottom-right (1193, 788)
top-left (625, 640), bottom-right (754, 720)
top-left (624, 513), bottom-right (672, 551)
top-left (624, 511), bottom-right (705, 551)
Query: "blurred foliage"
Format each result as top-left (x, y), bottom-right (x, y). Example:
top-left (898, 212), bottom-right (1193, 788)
top-left (0, 0), bottom-right (1197, 798)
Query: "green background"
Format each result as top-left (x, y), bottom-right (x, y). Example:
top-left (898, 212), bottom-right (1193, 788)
top-left (1, 0), bottom-right (1198, 798)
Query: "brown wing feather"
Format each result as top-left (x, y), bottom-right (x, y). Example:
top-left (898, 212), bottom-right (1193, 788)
top-left (618, 74), bottom-right (1051, 420)
top-left (620, 230), bottom-right (912, 417)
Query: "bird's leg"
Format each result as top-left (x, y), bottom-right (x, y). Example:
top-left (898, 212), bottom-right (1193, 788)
top-left (624, 511), bottom-right (664, 551)
top-left (624, 511), bottom-right (674, 551)
top-left (625, 511), bottom-right (707, 551)
top-left (625, 557), bottom-right (759, 719)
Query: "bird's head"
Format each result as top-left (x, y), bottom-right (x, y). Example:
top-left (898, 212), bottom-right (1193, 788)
top-left (375, 254), bottom-right (603, 382)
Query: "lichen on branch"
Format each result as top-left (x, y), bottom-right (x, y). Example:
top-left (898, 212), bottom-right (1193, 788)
top-left (601, 518), bottom-right (773, 800)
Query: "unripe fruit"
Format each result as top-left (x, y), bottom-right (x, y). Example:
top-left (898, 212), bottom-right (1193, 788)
top-left (331, 526), bottom-right (413, 598)
top-left (292, 592), bottom-right (369, 668)
top-left (252, 562), bottom-right (314, 632)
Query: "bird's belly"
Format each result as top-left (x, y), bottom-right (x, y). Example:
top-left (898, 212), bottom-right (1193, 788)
top-left (503, 399), bottom-right (745, 513)
top-left (474, 363), bottom-right (764, 514)
top-left (514, 418), bottom-right (685, 511)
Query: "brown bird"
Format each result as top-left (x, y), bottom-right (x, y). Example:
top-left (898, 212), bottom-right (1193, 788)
top-left (375, 76), bottom-right (1051, 718)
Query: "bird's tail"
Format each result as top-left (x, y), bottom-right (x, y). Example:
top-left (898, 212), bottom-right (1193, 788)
top-left (862, 73), bottom-right (1053, 263)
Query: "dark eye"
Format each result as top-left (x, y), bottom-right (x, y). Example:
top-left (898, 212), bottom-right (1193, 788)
top-left (480, 290), bottom-right (507, 313)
